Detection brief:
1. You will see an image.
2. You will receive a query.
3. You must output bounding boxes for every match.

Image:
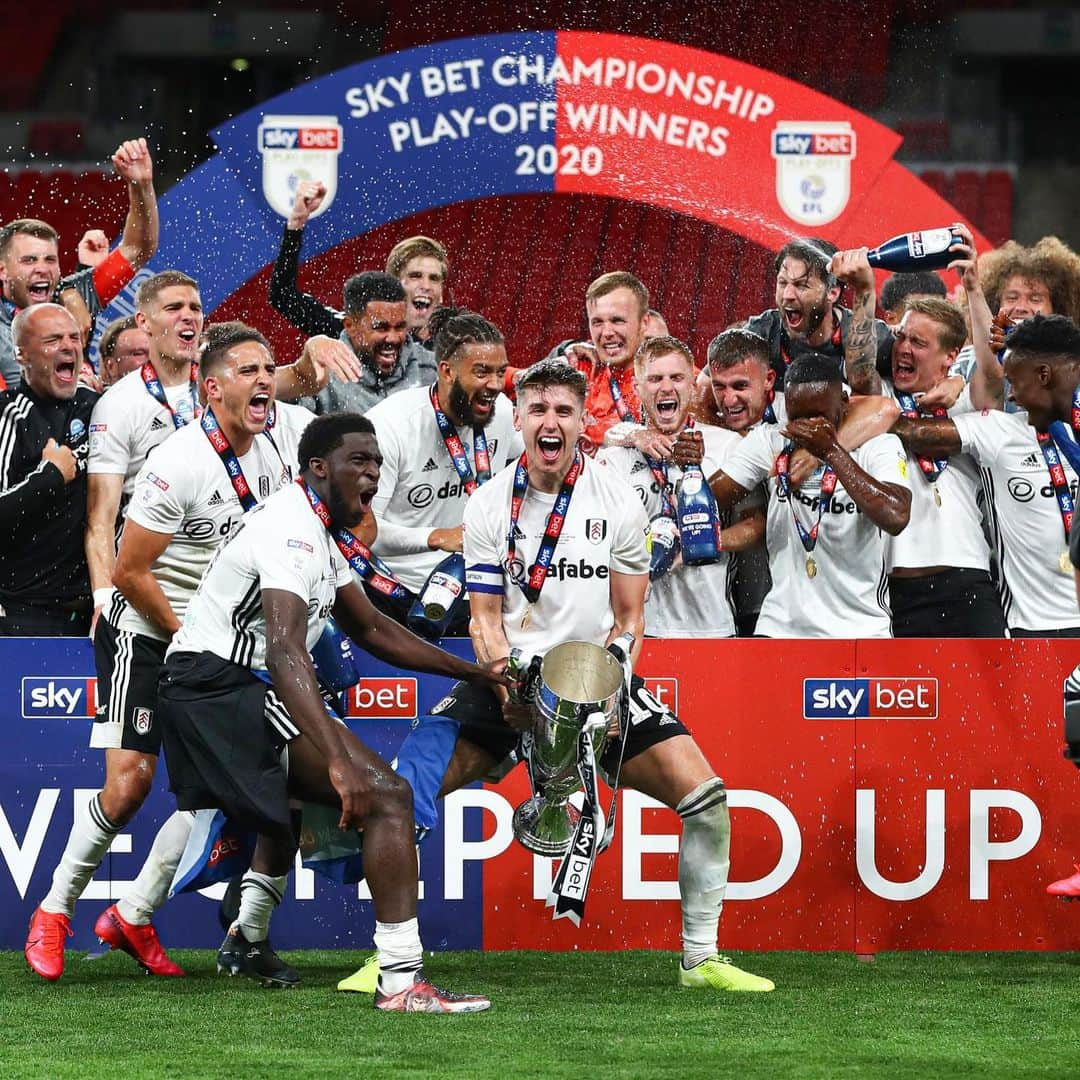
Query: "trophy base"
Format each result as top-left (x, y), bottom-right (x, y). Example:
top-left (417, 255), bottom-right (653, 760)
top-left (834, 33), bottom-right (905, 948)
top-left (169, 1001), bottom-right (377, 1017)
top-left (512, 797), bottom-right (581, 857)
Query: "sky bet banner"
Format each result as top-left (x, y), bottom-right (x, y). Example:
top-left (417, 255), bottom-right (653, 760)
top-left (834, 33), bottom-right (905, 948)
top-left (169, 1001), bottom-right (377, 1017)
top-left (3, 637), bottom-right (1080, 954)
top-left (97, 32), bottom-right (982, 327)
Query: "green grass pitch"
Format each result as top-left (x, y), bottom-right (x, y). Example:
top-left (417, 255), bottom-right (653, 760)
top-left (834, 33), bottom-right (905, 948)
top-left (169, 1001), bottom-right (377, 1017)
top-left (2, 950), bottom-right (1076, 1078)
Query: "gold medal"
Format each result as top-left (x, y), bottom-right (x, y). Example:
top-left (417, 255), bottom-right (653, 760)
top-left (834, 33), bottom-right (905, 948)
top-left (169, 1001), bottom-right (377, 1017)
top-left (806, 555), bottom-right (817, 579)
top-left (1060, 550), bottom-right (1073, 576)
top-left (933, 485), bottom-right (942, 508)
top-left (521, 604), bottom-right (533, 630)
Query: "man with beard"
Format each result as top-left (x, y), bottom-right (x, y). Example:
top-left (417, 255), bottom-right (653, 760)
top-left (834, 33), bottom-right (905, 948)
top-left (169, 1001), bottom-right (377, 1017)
top-left (363, 308), bottom-right (521, 628)
top-left (269, 182), bottom-right (436, 409)
top-left (0, 138), bottom-right (159, 388)
top-left (0, 305), bottom-right (96, 635)
top-left (24, 322), bottom-right (315, 982)
top-left (597, 335), bottom-right (764, 638)
top-left (745, 239), bottom-right (893, 390)
top-left (157, 412), bottom-right (502, 1011)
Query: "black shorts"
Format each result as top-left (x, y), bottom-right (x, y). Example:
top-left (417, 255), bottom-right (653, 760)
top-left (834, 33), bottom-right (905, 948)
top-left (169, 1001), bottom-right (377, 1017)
top-left (432, 673), bottom-right (690, 778)
top-left (889, 569), bottom-right (1006, 638)
top-left (90, 617), bottom-right (168, 754)
top-left (157, 651), bottom-right (293, 831)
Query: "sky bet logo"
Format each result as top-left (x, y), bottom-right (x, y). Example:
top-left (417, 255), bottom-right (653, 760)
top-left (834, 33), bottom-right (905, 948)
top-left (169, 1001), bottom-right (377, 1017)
top-left (345, 678), bottom-right (418, 720)
top-left (772, 130), bottom-right (854, 156)
top-left (803, 677), bottom-right (938, 720)
top-left (259, 125), bottom-right (341, 151)
top-left (22, 677), bottom-right (98, 719)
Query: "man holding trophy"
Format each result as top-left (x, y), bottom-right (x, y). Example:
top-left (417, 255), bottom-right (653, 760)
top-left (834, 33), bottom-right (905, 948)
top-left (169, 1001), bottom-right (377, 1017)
top-left (374, 357), bottom-right (773, 992)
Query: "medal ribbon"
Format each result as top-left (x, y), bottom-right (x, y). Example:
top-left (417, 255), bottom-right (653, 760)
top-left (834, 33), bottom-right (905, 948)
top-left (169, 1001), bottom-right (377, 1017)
top-left (200, 406), bottom-right (258, 512)
top-left (608, 368), bottom-right (637, 424)
top-left (429, 383), bottom-right (489, 495)
top-left (507, 450), bottom-right (582, 605)
top-left (775, 443), bottom-right (838, 554)
top-left (1038, 432), bottom-right (1075, 542)
top-left (297, 479), bottom-right (410, 601)
top-left (895, 391), bottom-right (949, 483)
top-left (140, 360), bottom-right (200, 430)
top-left (642, 417), bottom-right (695, 519)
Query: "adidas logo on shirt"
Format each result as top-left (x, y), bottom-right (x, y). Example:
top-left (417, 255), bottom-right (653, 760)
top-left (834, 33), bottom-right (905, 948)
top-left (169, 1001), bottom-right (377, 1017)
top-left (1019, 451), bottom-right (1041, 469)
top-left (511, 524), bottom-right (527, 540)
top-left (422, 457), bottom-right (439, 472)
top-left (150, 417), bottom-right (168, 431)
top-left (207, 490), bottom-right (224, 507)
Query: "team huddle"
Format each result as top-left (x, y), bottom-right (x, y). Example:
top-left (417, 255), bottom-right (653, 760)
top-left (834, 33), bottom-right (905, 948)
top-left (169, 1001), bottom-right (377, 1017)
top-left (8, 163), bottom-right (1080, 1012)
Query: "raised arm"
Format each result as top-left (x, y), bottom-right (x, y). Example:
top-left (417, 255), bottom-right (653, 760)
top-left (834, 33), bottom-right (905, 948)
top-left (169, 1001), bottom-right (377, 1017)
top-left (112, 138), bottom-right (159, 270)
top-left (267, 182), bottom-right (342, 338)
top-left (951, 223), bottom-right (1003, 410)
top-left (832, 248), bottom-right (882, 396)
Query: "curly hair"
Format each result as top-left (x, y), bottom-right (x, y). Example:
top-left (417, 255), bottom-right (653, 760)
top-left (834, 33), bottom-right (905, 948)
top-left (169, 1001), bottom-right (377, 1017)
top-left (979, 236), bottom-right (1080, 324)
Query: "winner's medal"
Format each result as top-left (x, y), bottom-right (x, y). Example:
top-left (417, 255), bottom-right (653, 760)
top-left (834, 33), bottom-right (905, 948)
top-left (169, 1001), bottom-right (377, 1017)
top-left (521, 604), bottom-right (534, 630)
top-left (776, 446), bottom-right (836, 584)
top-left (806, 556), bottom-right (818, 579)
top-left (933, 484), bottom-right (942, 507)
top-left (1060, 550), bottom-right (1073, 576)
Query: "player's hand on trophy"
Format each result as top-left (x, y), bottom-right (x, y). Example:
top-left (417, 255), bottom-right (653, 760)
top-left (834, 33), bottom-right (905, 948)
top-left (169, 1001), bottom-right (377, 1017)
top-left (672, 429), bottom-right (704, 468)
top-left (502, 698), bottom-right (535, 731)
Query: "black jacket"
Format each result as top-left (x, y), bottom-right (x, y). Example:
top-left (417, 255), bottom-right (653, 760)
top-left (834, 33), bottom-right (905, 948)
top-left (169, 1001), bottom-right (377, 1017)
top-left (0, 383), bottom-right (97, 606)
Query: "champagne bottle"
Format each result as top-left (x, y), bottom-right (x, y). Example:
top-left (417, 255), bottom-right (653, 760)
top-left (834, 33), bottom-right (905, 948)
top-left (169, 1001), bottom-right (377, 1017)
top-left (866, 227), bottom-right (961, 273)
top-left (648, 515), bottom-right (681, 581)
top-left (407, 552), bottom-right (467, 639)
top-left (677, 465), bottom-right (723, 566)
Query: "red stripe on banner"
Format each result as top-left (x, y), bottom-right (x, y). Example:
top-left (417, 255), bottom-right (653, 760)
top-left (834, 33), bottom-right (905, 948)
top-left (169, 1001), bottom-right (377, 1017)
top-left (481, 640), bottom-right (1080, 953)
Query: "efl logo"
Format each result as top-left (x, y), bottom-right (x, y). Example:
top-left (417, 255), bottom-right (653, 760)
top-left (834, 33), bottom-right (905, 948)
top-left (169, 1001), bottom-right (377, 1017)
top-left (803, 678), bottom-right (938, 720)
top-left (21, 677), bottom-right (98, 719)
top-left (643, 677), bottom-right (678, 715)
top-left (345, 678), bottom-right (418, 720)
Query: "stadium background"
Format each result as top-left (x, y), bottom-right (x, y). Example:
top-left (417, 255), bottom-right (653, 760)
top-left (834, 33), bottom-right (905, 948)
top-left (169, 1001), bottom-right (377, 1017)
top-left (3, 1), bottom-right (1079, 955)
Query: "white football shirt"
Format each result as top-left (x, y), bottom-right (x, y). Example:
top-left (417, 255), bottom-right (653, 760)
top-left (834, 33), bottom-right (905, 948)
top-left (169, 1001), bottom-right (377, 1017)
top-left (722, 427), bottom-right (910, 637)
top-left (168, 482), bottom-right (352, 669)
top-left (113, 402), bottom-right (312, 640)
top-left (88, 366), bottom-right (199, 499)
top-left (883, 380), bottom-right (989, 573)
top-left (464, 453), bottom-right (650, 657)
top-left (597, 425), bottom-right (758, 637)
top-left (366, 386), bottom-right (522, 594)
top-left (952, 408), bottom-right (1080, 632)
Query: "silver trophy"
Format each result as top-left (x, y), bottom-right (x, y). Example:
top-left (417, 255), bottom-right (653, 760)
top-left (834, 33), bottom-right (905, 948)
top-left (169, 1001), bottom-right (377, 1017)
top-left (512, 639), bottom-right (626, 857)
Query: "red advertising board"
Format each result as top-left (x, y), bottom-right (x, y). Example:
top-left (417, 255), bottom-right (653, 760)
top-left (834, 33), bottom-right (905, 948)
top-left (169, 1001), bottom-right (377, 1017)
top-left (480, 640), bottom-right (1080, 952)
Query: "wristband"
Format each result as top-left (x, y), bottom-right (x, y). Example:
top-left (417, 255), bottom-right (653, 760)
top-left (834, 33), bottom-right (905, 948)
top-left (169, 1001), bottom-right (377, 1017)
top-left (93, 587), bottom-right (113, 609)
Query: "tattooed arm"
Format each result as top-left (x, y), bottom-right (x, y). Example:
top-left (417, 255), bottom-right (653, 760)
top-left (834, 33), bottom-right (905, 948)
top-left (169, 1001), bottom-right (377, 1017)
top-left (832, 248), bottom-right (882, 397)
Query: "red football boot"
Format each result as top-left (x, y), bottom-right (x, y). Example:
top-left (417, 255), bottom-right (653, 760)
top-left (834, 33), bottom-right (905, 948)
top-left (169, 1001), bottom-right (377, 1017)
top-left (1047, 865), bottom-right (1080, 899)
top-left (94, 904), bottom-right (184, 976)
top-left (25, 907), bottom-right (72, 981)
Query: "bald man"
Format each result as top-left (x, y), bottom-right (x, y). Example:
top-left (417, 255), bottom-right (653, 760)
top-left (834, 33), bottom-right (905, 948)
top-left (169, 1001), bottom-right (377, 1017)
top-left (0, 304), bottom-right (97, 634)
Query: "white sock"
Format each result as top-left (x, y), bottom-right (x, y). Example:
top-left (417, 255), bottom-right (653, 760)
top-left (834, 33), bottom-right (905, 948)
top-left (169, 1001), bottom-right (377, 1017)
top-left (117, 811), bottom-right (194, 926)
top-left (41, 794), bottom-right (119, 918)
top-left (677, 778), bottom-right (730, 970)
top-left (233, 870), bottom-right (287, 942)
top-left (374, 917), bottom-right (423, 995)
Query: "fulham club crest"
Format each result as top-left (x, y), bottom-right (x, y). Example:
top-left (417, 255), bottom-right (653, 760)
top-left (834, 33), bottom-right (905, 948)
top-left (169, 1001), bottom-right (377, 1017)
top-left (586, 518), bottom-right (607, 545)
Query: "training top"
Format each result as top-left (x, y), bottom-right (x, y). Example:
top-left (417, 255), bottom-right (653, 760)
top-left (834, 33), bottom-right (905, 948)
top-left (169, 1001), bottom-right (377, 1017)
top-left (366, 385), bottom-right (521, 593)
